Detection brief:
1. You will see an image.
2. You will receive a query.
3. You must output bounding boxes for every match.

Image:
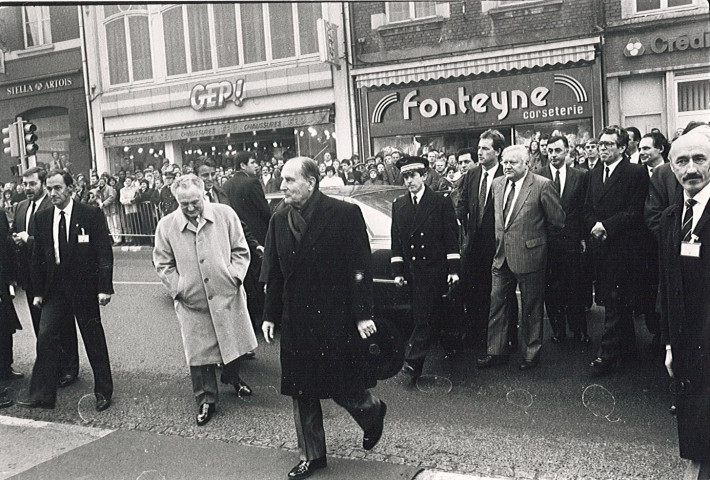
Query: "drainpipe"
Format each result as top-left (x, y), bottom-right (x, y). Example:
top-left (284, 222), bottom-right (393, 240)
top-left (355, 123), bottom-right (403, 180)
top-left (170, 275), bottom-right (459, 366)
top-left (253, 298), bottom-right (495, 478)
top-left (342, 3), bottom-right (359, 157)
top-left (78, 6), bottom-right (97, 171)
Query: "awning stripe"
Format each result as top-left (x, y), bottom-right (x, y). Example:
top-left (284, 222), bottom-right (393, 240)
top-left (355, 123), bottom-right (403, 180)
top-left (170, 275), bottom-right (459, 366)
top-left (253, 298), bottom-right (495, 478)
top-left (354, 38), bottom-right (599, 89)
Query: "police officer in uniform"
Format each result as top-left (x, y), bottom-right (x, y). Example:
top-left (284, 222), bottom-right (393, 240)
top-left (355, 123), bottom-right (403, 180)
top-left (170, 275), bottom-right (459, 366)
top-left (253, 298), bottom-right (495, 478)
top-left (391, 156), bottom-right (460, 379)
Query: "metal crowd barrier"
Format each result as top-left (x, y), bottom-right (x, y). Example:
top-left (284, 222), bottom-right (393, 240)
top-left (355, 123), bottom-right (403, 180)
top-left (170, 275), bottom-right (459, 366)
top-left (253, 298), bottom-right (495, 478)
top-left (113, 201), bottom-right (162, 245)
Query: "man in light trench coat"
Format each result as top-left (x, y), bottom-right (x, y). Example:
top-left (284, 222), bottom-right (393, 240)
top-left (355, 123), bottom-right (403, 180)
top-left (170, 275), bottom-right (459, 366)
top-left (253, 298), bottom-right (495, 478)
top-left (153, 174), bottom-right (257, 426)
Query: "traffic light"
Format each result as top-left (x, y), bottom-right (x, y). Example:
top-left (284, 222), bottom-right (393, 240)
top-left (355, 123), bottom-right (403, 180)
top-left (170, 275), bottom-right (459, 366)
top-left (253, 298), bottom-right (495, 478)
top-left (21, 121), bottom-right (38, 156)
top-left (2, 121), bottom-right (20, 157)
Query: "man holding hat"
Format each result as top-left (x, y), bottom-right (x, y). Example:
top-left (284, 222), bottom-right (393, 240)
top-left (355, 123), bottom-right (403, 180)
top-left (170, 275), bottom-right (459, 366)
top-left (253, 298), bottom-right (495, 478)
top-left (391, 156), bottom-right (460, 379)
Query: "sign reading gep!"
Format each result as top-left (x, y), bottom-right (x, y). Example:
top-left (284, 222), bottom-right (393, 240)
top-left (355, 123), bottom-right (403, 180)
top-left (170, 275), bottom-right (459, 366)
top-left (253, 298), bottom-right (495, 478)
top-left (190, 78), bottom-right (245, 111)
top-left (367, 66), bottom-right (593, 136)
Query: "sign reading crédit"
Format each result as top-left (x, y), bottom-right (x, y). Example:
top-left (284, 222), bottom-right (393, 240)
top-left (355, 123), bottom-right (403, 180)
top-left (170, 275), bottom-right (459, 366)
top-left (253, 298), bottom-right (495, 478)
top-left (367, 66), bottom-right (593, 136)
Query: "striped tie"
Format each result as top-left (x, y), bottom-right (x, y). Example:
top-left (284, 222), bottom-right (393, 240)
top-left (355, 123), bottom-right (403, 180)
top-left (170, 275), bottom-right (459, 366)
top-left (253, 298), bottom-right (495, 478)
top-left (681, 198), bottom-right (698, 242)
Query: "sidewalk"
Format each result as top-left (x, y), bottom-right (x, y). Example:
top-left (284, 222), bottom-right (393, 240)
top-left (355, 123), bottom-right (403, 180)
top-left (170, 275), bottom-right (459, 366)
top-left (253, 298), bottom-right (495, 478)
top-left (0, 416), bottom-right (504, 480)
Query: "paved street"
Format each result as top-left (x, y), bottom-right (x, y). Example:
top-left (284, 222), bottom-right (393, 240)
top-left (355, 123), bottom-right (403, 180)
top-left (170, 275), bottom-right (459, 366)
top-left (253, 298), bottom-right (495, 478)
top-left (2, 250), bottom-right (685, 479)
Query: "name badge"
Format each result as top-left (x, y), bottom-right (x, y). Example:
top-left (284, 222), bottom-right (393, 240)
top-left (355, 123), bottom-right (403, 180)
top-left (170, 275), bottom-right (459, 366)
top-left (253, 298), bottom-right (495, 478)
top-left (78, 227), bottom-right (90, 244)
top-left (680, 241), bottom-right (701, 258)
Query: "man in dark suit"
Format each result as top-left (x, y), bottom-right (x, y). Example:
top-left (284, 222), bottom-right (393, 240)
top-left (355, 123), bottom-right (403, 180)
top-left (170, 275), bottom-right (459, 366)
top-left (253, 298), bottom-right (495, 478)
top-left (391, 156), bottom-right (460, 376)
top-left (223, 151), bottom-right (271, 327)
top-left (534, 135), bottom-right (590, 344)
top-left (478, 145), bottom-right (565, 371)
top-left (581, 139), bottom-right (602, 171)
top-left (0, 206), bottom-right (22, 385)
top-left (456, 132), bottom-right (511, 348)
top-left (18, 170), bottom-right (114, 411)
top-left (11, 167), bottom-right (79, 386)
top-left (261, 157), bottom-right (386, 480)
top-left (584, 126), bottom-right (650, 375)
top-left (659, 127), bottom-right (710, 478)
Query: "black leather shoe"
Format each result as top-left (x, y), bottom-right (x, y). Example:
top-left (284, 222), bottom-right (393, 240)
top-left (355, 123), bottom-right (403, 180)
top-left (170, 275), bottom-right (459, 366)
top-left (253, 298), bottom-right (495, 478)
top-left (0, 389), bottom-right (13, 409)
top-left (576, 332), bottom-right (591, 344)
top-left (0, 368), bottom-right (24, 381)
top-left (95, 394), bottom-right (112, 412)
top-left (363, 401), bottom-right (387, 450)
top-left (241, 351), bottom-right (256, 360)
top-left (476, 355), bottom-right (508, 368)
top-left (519, 359), bottom-right (539, 371)
top-left (400, 364), bottom-right (420, 379)
top-left (220, 375), bottom-right (253, 396)
top-left (196, 402), bottom-right (216, 426)
top-left (58, 374), bottom-right (77, 388)
top-left (590, 357), bottom-right (618, 376)
top-left (287, 457), bottom-right (327, 479)
top-left (17, 398), bottom-right (55, 409)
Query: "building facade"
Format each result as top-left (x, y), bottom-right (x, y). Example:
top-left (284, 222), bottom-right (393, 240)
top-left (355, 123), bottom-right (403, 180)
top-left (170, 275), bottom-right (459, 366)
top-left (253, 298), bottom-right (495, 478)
top-left (82, 3), bottom-right (354, 175)
top-left (603, 0), bottom-right (710, 137)
top-left (350, 0), bottom-right (605, 158)
top-left (0, 5), bottom-right (89, 183)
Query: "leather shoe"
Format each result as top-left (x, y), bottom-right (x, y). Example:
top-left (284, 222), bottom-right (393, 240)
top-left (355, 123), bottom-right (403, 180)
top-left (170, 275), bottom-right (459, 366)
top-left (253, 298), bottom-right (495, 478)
top-left (241, 351), bottom-right (256, 360)
top-left (519, 359), bottom-right (539, 371)
top-left (0, 389), bottom-right (12, 409)
top-left (95, 394), bottom-right (111, 412)
top-left (288, 457), bottom-right (327, 479)
top-left (576, 332), bottom-right (591, 344)
top-left (363, 401), bottom-right (386, 450)
top-left (400, 363), bottom-right (420, 379)
top-left (17, 398), bottom-right (55, 409)
top-left (476, 355), bottom-right (508, 368)
top-left (57, 374), bottom-right (77, 388)
top-left (590, 357), bottom-right (618, 376)
top-left (220, 375), bottom-right (253, 396)
top-left (0, 368), bottom-right (24, 381)
top-left (196, 402), bottom-right (216, 426)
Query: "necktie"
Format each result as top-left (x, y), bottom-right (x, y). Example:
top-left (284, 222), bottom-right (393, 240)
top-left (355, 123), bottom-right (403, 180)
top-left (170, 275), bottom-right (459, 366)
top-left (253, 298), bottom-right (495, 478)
top-left (554, 170), bottom-right (561, 193)
top-left (478, 171), bottom-right (488, 224)
top-left (648, 166), bottom-right (654, 177)
top-left (603, 166), bottom-right (610, 184)
top-left (503, 181), bottom-right (515, 225)
top-left (206, 191), bottom-right (213, 203)
top-left (412, 195), bottom-right (418, 206)
top-left (58, 210), bottom-right (68, 264)
top-left (26, 201), bottom-right (36, 232)
top-left (681, 198), bottom-right (698, 242)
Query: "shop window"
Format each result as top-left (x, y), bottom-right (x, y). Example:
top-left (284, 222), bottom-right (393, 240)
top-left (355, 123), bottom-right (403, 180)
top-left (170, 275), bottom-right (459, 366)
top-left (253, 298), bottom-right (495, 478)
top-left (514, 119), bottom-right (594, 154)
top-left (104, 5), bottom-right (152, 85)
top-left (22, 6), bottom-right (51, 48)
top-left (634, 0), bottom-right (695, 13)
top-left (386, 2), bottom-right (436, 23)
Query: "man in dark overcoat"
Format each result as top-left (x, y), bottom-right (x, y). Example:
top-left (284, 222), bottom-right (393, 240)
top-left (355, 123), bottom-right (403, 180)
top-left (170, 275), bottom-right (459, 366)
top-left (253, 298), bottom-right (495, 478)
top-left (659, 127), bottom-right (710, 478)
top-left (391, 156), bottom-right (460, 377)
top-left (584, 125), bottom-right (650, 375)
top-left (261, 157), bottom-right (386, 480)
top-left (0, 206), bottom-right (22, 386)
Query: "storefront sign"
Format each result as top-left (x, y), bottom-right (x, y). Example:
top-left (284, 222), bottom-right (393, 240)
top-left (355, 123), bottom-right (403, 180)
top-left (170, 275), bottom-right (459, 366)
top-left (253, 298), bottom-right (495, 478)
top-left (367, 66), bottom-right (593, 136)
top-left (103, 109), bottom-right (330, 147)
top-left (190, 78), bottom-right (245, 111)
top-left (624, 29), bottom-right (710, 57)
top-left (1, 72), bottom-right (81, 100)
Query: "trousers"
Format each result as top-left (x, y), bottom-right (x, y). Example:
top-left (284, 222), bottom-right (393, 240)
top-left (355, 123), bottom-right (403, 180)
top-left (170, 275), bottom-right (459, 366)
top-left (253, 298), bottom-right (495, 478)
top-left (189, 358), bottom-right (241, 406)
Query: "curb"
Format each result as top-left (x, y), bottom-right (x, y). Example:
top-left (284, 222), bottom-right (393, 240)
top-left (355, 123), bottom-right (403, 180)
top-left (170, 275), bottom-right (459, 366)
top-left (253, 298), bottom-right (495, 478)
top-left (0, 414), bottom-right (113, 438)
top-left (415, 471), bottom-right (511, 480)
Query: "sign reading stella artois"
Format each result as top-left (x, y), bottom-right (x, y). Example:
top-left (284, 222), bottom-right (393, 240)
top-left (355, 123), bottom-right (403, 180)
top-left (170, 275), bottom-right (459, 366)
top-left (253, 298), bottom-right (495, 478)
top-left (367, 66), bottom-right (594, 136)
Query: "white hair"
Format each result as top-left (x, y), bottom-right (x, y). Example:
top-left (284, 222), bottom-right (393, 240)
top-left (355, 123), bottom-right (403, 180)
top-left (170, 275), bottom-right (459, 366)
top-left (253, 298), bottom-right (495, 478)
top-left (170, 173), bottom-right (204, 197)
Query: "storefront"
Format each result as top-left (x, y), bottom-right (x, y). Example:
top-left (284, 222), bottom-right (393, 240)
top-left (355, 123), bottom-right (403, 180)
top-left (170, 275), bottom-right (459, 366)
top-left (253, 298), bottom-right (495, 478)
top-left (353, 37), bottom-right (603, 158)
top-left (605, 18), bottom-right (710, 136)
top-left (0, 58), bottom-right (90, 182)
top-left (97, 67), bottom-right (340, 176)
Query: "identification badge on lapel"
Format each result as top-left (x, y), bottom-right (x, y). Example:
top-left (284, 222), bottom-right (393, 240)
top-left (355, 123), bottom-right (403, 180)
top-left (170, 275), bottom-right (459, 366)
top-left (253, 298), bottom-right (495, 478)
top-left (680, 235), bottom-right (701, 258)
top-left (78, 227), bottom-right (90, 244)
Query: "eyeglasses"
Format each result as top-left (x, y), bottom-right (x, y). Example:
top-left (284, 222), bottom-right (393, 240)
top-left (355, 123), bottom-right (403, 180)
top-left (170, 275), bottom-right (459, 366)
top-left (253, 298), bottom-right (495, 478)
top-left (598, 141), bottom-right (618, 148)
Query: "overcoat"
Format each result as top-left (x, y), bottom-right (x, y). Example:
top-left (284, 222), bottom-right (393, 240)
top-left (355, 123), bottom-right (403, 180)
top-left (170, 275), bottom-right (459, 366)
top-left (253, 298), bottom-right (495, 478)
top-left (153, 202), bottom-right (257, 366)
top-left (391, 186), bottom-right (460, 325)
top-left (0, 209), bottom-right (21, 334)
top-left (659, 198), bottom-right (710, 463)
top-left (262, 192), bottom-right (375, 398)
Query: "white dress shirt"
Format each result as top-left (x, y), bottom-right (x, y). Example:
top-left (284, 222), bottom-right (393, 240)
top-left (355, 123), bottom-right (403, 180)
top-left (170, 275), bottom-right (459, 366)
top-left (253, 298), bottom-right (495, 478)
top-left (480, 163), bottom-right (500, 201)
top-left (53, 198), bottom-right (74, 264)
top-left (549, 164), bottom-right (567, 196)
top-left (26, 193), bottom-right (46, 232)
top-left (685, 181), bottom-right (710, 234)
top-left (603, 157), bottom-right (624, 180)
top-left (504, 176), bottom-right (523, 228)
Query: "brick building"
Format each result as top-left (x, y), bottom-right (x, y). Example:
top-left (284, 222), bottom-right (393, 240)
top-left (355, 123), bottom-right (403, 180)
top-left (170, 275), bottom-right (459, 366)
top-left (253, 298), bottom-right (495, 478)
top-left (603, 0), bottom-right (710, 137)
top-left (349, 0), bottom-right (605, 157)
top-left (0, 5), bottom-right (90, 183)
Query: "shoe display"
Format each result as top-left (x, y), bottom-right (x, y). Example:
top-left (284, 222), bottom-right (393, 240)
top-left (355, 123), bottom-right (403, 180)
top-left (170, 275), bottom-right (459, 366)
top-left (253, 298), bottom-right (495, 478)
top-left (196, 402), bottom-right (216, 426)
top-left (287, 457), bottom-right (327, 479)
top-left (363, 401), bottom-right (387, 450)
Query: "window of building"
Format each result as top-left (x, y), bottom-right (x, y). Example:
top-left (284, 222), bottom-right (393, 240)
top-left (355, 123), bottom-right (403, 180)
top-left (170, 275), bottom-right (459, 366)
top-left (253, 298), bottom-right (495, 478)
top-left (241, 3), bottom-right (267, 64)
top-left (104, 5), bottom-right (152, 86)
top-left (676, 75), bottom-right (710, 131)
top-left (386, 2), bottom-right (436, 22)
top-left (23, 6), bottom-right (51, 47)
top-left (635, 0), bottom-right (695, 13)
top-left (214, 4), bottom-right (239, 68)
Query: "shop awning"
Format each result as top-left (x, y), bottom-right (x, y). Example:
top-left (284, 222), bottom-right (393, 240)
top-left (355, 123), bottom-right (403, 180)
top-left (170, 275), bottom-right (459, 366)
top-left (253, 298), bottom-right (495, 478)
top-left (102, 107), bottom-right (331, 148)
top-left (353, 37), bottom-right (600, 89)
